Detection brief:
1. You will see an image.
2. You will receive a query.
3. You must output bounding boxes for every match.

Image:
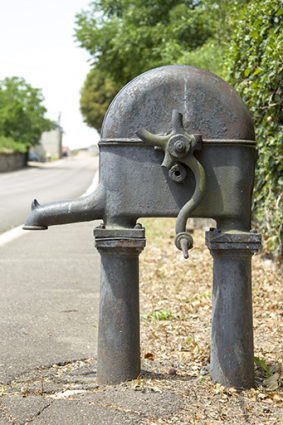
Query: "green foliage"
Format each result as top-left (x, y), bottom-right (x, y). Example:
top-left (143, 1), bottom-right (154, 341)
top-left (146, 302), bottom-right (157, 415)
top-left (224, 0), bottom-right (283, 258)
top-left (254, 356), bottom-right (272, 377)
top-left (0, 77), bottom-right (55, 152)
top-left (80, 68), bottom-right (122, 133)
top-left (75, 1), bottom-right (282, 256)
top-left (0, 136), bottom-right (26, 154)
top-left (74, 1), bottom-right (252, 132)
top-left (177, 39), bottom-right (224, 76)
top-left (144, 309), bottom-right (178, 320)
top-left (74, 0), bottom-right (214, 86)
top-left (74, 1), bottom-right (233, 131)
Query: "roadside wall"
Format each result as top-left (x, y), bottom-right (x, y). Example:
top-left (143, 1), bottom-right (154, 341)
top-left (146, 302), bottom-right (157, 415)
top-left (0, 153), bottom-right (25, 172)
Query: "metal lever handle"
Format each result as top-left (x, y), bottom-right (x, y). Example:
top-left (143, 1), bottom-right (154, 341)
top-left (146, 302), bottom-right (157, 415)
top-left (136, 110), bottom-right (206, 259)
top-left (175, 155), bottom-right (206, 235)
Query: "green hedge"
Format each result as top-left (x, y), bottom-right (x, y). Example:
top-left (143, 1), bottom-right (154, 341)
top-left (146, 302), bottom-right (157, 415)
top-left (0, 136), bottom-right (27, 154)
top-left (224, 0), bottom-right (283, 259)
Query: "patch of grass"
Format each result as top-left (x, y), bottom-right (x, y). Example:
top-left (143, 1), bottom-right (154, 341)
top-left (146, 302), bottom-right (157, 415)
top-left (143, 309), bottom-right (178, 320)
top-left (140, 217), bottom-right (175, 243)
top-left (200, 291), bottom-right (212, 299)
top-left (254, 356), bottom-right (272, 377)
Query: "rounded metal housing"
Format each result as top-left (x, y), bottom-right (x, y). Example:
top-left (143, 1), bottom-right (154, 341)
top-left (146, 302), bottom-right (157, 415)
top-left (100, 66), bottom-right (256, 232)
top-left (102, 65), bottom-right (255, 140)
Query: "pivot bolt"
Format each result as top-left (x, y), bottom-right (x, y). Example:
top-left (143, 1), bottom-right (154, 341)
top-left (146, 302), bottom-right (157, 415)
top-left (175, 140), bottom-right (186, 153)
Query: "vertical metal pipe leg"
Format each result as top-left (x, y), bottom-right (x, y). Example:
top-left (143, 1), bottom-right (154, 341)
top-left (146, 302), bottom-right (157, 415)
top-left (211, 250), bottom-right (254, 388)
top-left (205, 230), bottom-right (261, 389)
top-left (94, 226), bottom-right (145, 385)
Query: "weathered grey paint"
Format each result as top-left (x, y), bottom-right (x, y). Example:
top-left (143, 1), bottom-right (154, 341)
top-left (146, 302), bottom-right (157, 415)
top-left (206, 230), bottom-right (261, 388)
top-left (24, 66), bottom-right (256, 233)
top-left (23, 66), bottom-right (261, 387)
top-left (94, 226), bottom-right (145, 385)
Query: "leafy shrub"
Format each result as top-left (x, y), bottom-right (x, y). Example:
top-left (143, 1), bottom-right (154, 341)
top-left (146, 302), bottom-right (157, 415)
top-left (0, 136), bottom-right (26, 154)
top-left (224, 0), bottom-right (283, 259)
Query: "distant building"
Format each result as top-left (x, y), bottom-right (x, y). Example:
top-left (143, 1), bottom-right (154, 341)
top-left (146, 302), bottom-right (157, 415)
top-left (40, 126), bottom-right (63, 159)
top-left (33, 126), bottom-right (63, 161)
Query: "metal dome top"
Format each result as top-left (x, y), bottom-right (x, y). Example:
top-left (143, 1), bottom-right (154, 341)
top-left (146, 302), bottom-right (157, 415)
top-left (101, 65), bottom-right (255, 142)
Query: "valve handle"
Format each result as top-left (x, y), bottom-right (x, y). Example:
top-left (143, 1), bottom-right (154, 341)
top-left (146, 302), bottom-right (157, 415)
top-left (175, 232), bottom-right (193, 259)
top-left (136, 110), bottom-right (206, 259)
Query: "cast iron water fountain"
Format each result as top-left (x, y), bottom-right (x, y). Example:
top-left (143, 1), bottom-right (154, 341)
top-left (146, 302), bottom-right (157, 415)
top-left (24, 65), bottom-right (261, 388)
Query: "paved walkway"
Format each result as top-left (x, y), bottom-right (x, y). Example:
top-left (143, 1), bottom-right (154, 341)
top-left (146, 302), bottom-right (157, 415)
top-left (0, 221), bottom-right (182, 425)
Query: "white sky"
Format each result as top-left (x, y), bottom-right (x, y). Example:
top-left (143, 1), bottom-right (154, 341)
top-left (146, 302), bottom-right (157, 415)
top-left (0, 0), bottom-right (100, 150)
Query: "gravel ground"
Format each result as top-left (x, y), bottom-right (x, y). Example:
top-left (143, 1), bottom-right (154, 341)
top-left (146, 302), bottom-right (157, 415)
top-left (0, 217), bottom-right (282, 424)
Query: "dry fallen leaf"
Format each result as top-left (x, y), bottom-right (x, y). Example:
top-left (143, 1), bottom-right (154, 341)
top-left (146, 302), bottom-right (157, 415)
top-left (138, 218), bottom-right (283, 424)
top-left (272, 394), bottom-right (282, 403)
top-left (263, 373), bottom-right (280, 390)
top-left (144, 352), bottom-right (154, 360)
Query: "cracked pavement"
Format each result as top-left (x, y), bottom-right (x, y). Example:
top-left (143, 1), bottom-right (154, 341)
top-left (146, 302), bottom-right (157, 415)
top-left (0, 357), bottom-right (186, 425)
top-left (0, 221), bottom-right (184, 425)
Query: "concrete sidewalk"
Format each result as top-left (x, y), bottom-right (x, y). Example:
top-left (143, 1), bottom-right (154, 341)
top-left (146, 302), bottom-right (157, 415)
top-left (0, 222), bottom-right (100, 383)
top-left (0, 222), bottom-right (181, 425)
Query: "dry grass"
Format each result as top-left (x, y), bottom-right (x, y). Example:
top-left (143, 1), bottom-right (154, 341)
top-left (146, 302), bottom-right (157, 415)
top-left (136, 217), bottom-right (283, 424)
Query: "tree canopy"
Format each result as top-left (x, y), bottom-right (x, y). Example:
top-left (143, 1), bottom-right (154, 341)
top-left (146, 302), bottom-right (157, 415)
top-left (0, 77), bottom-right (54, 153)
top-left (74, 0), bottom-right (215, 86)
top-left (80, 68), bottom-right (122, 133)
top-left (74, 1), bottom-right (251, 131)
top-left (74, 0), bottom-right (230, 131)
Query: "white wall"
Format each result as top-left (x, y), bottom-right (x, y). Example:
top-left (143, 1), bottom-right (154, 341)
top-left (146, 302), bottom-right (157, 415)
top-left (39, 128), bottom-right (63, 159)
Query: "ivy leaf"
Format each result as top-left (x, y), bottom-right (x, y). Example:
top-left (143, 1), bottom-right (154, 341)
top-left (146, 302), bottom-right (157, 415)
top-left (244, 68), bottom-right (252, 77)
top-left (253, 68), bottom-right (263, 76)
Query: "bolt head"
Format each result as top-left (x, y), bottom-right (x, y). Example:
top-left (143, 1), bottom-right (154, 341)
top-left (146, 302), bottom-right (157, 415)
top-left (168, 134), bottom-right (190, 158)
top-left (175, 140), bottom-right (186, 152)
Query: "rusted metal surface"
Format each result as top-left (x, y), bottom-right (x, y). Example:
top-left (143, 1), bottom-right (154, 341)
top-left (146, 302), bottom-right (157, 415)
top-left (206, 229), bottom-right (262, 388)
top-left (96, 141), bottom-right (255, 232)
top-left (22, 65), bottom-right (261, 388)
top-left (94, 227), bottom-right (145, 239)
top-left (23, 187), bottom-right (105, 230)
top-left (136, 110), bottom-right (206, 258)
top-left (23, 66), bottom-right (256, 234)
top-left (102, 65), bottom-right (255, 141)
top-left (205, 228), bottom-right (262, 252)
top-left (94, 226), bottom-right (145, 385)
top-left (99, 138), bottom-right (256, 146)
top-left (94, 226), bottom-right (146, 250)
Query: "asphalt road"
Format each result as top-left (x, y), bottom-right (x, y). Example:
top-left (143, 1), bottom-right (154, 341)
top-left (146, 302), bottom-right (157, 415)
top-left (0, 153), bottom-right (101, 383)
top-left (0, 153), bottom-right (99, 234)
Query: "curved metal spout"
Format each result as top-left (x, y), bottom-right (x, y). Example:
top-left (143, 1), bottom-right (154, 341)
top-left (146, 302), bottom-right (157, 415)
top-left (23, 184), bottom-right (105, 230)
